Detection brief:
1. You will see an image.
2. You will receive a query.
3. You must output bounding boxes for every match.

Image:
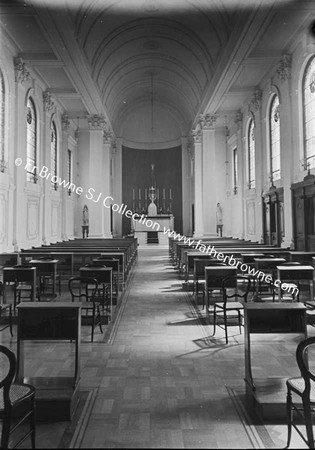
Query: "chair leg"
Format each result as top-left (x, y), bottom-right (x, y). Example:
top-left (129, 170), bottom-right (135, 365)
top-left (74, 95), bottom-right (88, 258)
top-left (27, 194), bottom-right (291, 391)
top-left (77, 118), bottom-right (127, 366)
top-left (91, 312), bottom-right (95, 343)
top-left (1, 413), bottom-right (11, 449)
top-left (224, 310), bottom-right (228, 344)
top-left (9, 305), bottom-right (13, 337)
top-left (30, 396), bottom-right (36, 449)
top-left (286, 388), bottom-right (293, 449)
top-left (212, 307), bottom-right (217, 336)
top-left (238, 311), bottom-right (242, 334)
top-left (303, 398), bottom-right (315, 448)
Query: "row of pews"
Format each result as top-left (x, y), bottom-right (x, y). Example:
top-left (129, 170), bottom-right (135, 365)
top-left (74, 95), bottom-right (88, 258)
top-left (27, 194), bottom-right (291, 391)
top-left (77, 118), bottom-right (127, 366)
top-left (169, 236), bottom-right (315, 304)
top-left (169, 235), bottom-right (315, 421)
top-left (0, 237), bottom-right (138, 333)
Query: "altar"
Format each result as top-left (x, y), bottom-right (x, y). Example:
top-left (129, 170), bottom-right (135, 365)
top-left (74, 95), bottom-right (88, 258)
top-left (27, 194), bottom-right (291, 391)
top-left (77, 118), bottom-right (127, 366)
top-left (132, 215), bottom-right (174, 244)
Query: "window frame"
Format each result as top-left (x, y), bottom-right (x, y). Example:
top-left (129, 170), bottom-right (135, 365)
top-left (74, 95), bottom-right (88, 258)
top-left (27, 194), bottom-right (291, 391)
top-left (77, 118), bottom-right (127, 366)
top-left (26, 96), bottom-right (38, 183)
top-left (269, 94), bottom-right (281, 181)
top-left (247, 118), bottom-right (256, 189)
top-left (302, 54), bottom-right (315, 170)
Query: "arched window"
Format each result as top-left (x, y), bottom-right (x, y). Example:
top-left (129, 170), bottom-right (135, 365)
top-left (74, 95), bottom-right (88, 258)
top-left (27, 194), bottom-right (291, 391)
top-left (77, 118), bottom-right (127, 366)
top-left (303, 55), bottom-right (315, 169)
top-left (26, 97), bottom-right (37, 182)
top-left (50, 120), bottom-right (57, 189)
top-left (248, 118), bottom-right (255, 189)
top-left (0, 69), bottom-right (5, 172)
top-left (269, 94), bottom-right (281, 181)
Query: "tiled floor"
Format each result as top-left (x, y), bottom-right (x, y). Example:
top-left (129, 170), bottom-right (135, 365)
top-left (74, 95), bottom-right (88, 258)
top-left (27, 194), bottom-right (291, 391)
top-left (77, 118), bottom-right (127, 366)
top-left (1, 245), bottom-right (312, 448)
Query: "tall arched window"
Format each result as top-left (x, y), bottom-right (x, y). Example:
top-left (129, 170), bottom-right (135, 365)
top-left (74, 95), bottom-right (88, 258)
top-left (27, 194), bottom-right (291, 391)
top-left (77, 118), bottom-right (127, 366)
top-left (50, 120), bottom-right (57, 189)
top-left (0, 69), bottom-right (5, 172)
top-left (269, 94), bottom-right (281, 181)
top-left (248, 118), bottom-right (255, 189)
top-left (303, 55), bottom-right (315, 169)
top-left (26, 97), bottom-right (37, 182)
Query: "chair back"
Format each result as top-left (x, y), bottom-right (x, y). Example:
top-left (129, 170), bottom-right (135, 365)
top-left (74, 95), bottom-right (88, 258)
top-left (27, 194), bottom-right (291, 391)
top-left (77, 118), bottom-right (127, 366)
top-left (296, 336), bottom-right (315, 395)
top-left (14, 267), bottom-right (36, 283)
top-left (205, 267), bottom-right (236, 290)
top-left (68, 276), bottom-right (98, 303)
top-left (0, 345), bottom-right (16, 411)
top-left (222, 275), bottom-right (252, 303)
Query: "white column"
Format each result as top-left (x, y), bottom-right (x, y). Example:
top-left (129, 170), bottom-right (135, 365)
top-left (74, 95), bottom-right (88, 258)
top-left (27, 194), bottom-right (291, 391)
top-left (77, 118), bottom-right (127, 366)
top-left (112, 138), bottom-right (122, 237)
top-left (192, 129), bottom-right (204, 237)
top-left (77, 115), bottom-right (112, 238)
top-left (181, 137), bottom-right (192, 236)
top-left (202, 116), bottom-right (218, 237)
top-left (279, 75), bottom-right (294, 248)
top-left (102, 132), bottom-right (113, 238)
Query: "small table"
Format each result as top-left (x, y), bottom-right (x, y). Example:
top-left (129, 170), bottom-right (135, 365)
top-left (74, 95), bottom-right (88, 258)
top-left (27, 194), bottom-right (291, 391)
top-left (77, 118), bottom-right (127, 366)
top-left (244, 303), bottom-right (307, 419)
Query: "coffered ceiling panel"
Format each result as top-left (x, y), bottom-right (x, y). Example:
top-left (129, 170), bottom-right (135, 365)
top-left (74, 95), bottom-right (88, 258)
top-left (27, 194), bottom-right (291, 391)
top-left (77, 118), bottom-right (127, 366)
top-left (0, 0), bottom-right (313, 142)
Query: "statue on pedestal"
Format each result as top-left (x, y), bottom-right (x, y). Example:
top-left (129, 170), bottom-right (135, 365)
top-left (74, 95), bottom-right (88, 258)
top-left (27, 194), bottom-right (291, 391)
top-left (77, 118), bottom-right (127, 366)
top-left (148, 164), bottom-right (157, 216)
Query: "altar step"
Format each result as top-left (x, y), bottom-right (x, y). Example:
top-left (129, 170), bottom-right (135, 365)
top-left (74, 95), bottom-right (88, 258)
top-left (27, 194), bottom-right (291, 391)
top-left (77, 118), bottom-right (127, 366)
top-left (147, 231), bottom-right (159, 244)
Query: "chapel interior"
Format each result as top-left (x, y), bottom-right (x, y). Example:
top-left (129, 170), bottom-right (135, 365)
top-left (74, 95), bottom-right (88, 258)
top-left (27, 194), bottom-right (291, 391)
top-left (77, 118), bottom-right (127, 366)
top-left (1, 0), bottom-right (315, 448)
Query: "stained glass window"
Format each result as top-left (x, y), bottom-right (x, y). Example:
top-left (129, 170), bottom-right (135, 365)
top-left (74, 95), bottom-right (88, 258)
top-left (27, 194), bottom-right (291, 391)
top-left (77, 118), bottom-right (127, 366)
top-left (0, 69), bottom-right (5, 172)
top-left (50, 121), bottom-right (57, 189)
top-left (248, 119), bottom-right (255, 189)
top-left (303, 55), bottom-right (315, 169)
top-left (68, 149), bottom-right (72, 195)
top-left (269, 94), bottom-right (281, 180)
top-left (233, 147), bottom-right (238, 195)
top-left (26, 97), bottom-right (37, 182)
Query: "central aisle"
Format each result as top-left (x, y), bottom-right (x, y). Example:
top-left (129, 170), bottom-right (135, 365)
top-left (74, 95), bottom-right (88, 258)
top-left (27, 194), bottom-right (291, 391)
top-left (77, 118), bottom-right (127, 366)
top-left (79, 246), bottom-right (260, 449)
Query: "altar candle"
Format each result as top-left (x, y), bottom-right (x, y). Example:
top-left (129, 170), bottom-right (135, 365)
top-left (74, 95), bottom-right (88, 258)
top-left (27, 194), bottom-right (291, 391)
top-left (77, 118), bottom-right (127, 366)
top-left (139, 188), bottom-right (141, 200)
top-left (145, 189), bottom-right (147, 201)
top-left (157, 188), bottom-right (159, 201)
top-left (163, 188), bottom-right (165, 200)
top-left (169, 188), bottom-right (172, 200)
top-left (132, 189), bottom-right (135, 200)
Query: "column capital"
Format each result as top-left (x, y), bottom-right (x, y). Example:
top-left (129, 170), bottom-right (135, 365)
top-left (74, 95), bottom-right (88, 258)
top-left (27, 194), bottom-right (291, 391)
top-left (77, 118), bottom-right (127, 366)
top-left (87, 114), bottom-right (107, 130)
top-left (43, 90), bottom-right (55, 113)
top-left (103, 130), bottom-right (113, 145)
top-left (61, 113), bottom-right (70, 132)
top-left (249, 88), bottom-right (262, 113)
top-left (14, 57), bottom-right (30, 85)
top-left (191, 128), bottom-right (202, 143)
top-left (203, 113), bottom-right (218, 129)
top-left (276, 53), bottom-right (292, 83)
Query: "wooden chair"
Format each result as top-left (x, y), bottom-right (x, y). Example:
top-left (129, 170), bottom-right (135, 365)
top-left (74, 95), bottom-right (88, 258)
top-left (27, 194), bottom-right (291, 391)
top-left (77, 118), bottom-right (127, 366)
top-left (35, 257), bottom-right (61, 297)
top-left (13, 266), bottom-right (37, 308)
top-left (0, 345), bottom-right (36, 449)
top-left (68, 276), bottom-right (103, 342)
top-left (286, 336), bottom-right (315, 449)
top-left (212, 275), bottom-right (251, 344)
top-left (0, 282), bottom-right (13, 337)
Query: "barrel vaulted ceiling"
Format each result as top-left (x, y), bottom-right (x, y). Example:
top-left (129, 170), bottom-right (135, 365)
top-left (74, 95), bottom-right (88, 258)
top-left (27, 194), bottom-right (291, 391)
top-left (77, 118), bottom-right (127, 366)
top-left (0, 0), bottom-right (314, 144)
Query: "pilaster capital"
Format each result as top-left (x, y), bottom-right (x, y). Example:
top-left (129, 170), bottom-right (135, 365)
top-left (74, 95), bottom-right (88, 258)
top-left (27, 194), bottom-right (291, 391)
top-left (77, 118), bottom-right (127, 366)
top-left (14, 57), bottom-right (30, 85)
top-left (191, 128), bottom-right (202, 143)
top-left (276, 53), bottom-right (292, 83)
top-left (43, 90), bottom-right (55, 113)
top-left (61, 113), bottom-right (70, 132)
top-left (249, 89), bottom-right (262, 112)
top-left (87, 114), bottom-right (106, 130)
top-left (203, 113), bottom-right (218, 129)
top-left (187, 142), bottom-right (194, 160)
top-left (111, 139), bottom-right (117, 154)
top-left (234, 110), bottom-right (243, 125)
top-left (103, 130), bottom-right (113, 144)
